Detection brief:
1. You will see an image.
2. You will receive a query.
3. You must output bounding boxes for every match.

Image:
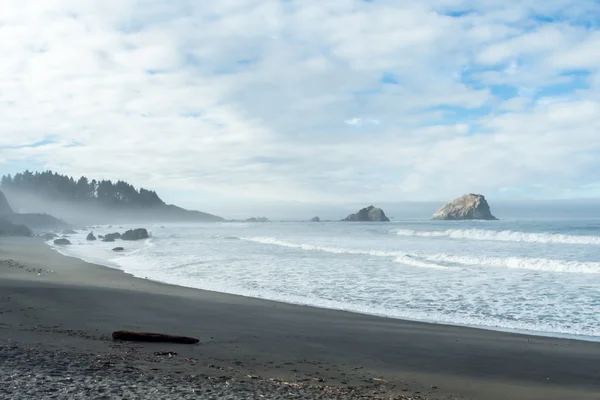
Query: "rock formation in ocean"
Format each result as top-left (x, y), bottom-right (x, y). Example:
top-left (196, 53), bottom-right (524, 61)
top-left (102, 232), bottom-right (121, 242)
top-left (0, 190), bottom-right (14, 216)
top-left (122, 228), bottom-right (149, 241)
top-left (343, 206), bottom-right (390, 222)
top-left (432, 194), bottom-right (498, 220)
top-left (42, 233), bottom-right (58, 240)
top-left (86, 232), bottom-right (97, 241)
top-left (53, 238), bottom-right (71, 245)
top-left (311, 216), bottom-right (320, 222)
top-left (112, 247), bottom-right (124, 252)
top-left (246, 217), bottom-right (269, 223)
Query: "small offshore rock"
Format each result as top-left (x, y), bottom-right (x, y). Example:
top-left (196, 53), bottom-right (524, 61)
top-left (54, 238), bottom-right (71, 245)
top-left (86, 232), bottom-right (96, 241)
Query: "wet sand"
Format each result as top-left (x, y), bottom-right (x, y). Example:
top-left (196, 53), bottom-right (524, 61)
top-left (1, 237), bottom-right (600, 399)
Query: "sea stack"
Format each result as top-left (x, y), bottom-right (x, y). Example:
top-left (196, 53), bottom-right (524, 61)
top-left (122, 228), bottom-right (149, 241)
top-left (432, 194), bottom-right (497, 220)
top-left (343, 206), bottom-right (390, 222)
top-left (246, 217), bottom-right (269, 223)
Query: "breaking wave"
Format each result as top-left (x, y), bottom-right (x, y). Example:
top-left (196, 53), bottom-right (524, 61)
top-left (240, 236), bottom-right (600, 274)
top-left (394, 228), bottom-right (600, 245)
top-left (415, 254), bottom-right (600, 274)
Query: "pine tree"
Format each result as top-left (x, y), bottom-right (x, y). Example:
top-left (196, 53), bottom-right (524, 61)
top-left (0, 171), bottom-right (165, 208)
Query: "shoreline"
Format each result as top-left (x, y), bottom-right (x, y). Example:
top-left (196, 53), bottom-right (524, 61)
top-left (2, 237), bottom-right (600, 399)
top-left (47, 238), bottom-right (600, 344)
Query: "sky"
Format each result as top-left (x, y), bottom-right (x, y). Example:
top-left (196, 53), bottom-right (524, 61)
top-left (1, 0), bottom-right (600, 217)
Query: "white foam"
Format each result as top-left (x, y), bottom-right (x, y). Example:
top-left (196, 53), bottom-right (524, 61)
top-left (418, 253), bottom-right (600, 274)
top-left (394, 255), bottom-right (461, 270)
top-left (43, 227), bottom-right (600, 340)
top-left (395, 228), bottom-right (600, 245)
top-left (239, 236), bottom-right (402, 257)
top-left (242, 236), bottom-right (600, 274)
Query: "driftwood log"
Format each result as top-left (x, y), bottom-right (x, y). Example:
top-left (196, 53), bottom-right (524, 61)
top-left (112, 330), bottom-right (199, 344)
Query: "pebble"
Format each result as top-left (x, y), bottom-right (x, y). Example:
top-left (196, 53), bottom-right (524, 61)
top-left (0, 345), bottom-right (426, 400)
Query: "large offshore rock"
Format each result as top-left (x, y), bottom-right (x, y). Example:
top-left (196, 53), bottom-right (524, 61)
top-left (432, 194), bottom-right (497, 220)
top-left (121, 228), bottom-right (149, 241)
top-left (343, 206), bottom-right (390, 222)
top-left (102, 232), bottom-right (121, 242)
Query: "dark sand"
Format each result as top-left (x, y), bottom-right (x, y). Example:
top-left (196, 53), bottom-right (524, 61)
top-left (1, 237), bottom-right (600, 399)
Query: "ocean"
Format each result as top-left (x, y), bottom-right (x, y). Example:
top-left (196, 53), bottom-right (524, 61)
top-left (49, 219), bottom-right (600, 341)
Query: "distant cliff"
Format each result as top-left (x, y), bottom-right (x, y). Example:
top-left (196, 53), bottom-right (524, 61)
top-left (0, 218), bottom-right (31, 237)
top-left (0, 188), bottom-right (69, 230)
top-left (1, 170), bottom-right (224, 224)
top-left (3, 213), bottom-right (68, 229)
top-left (0, 190), bottom-right (13, 216)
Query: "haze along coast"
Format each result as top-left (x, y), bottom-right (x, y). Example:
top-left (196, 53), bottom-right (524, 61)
top-left (2, 176), bottom-right (600, 400)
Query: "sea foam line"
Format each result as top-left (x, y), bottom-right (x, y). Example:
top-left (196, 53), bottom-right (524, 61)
top-left (414, 254), bottom-right (600, 274)
top-left (239, 236), bottom-right (402, 257)
top-left (394, 228), bottom-right (600, 245)
top-left (240, 236), bottom-right (600, 274)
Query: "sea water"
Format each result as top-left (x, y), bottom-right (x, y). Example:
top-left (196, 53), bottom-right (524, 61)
top-left (49, 219), bottom-right (600, 340)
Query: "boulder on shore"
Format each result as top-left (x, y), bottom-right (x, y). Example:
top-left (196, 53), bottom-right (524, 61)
top-left (86, 232), bottom-right (96, 241)
top-left (432, 193), bottom-right (498, 220)
top-left (54, 238), bottom-right (71, 245)
top-left (343, 206), bottom-right (390, 222)
top-left (122, 228), bottom-right (149, 241)
top-left (311, 216), bottom-right (320, 222)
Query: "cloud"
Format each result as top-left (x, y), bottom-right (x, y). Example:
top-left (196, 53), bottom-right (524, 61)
top-left (0, 0), bottom-right (600, 215)
top-left (344, 118), bottom-right (380, 127)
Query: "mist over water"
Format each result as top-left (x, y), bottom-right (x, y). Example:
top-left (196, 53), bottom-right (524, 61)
top-left (50, 215), bottom-right (600, 341)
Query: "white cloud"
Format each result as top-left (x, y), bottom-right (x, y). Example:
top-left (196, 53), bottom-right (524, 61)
top-left (344, 118), bottom-right (380, 127)
top-left (0, 0), bottom-right (600, 215)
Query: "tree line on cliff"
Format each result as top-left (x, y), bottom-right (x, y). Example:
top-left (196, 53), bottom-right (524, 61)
top-left (1, 170), bottom-right (164, 208)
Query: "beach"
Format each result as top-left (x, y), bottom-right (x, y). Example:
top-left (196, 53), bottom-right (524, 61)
top-left (1, 237), bottom-right (600, 399)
